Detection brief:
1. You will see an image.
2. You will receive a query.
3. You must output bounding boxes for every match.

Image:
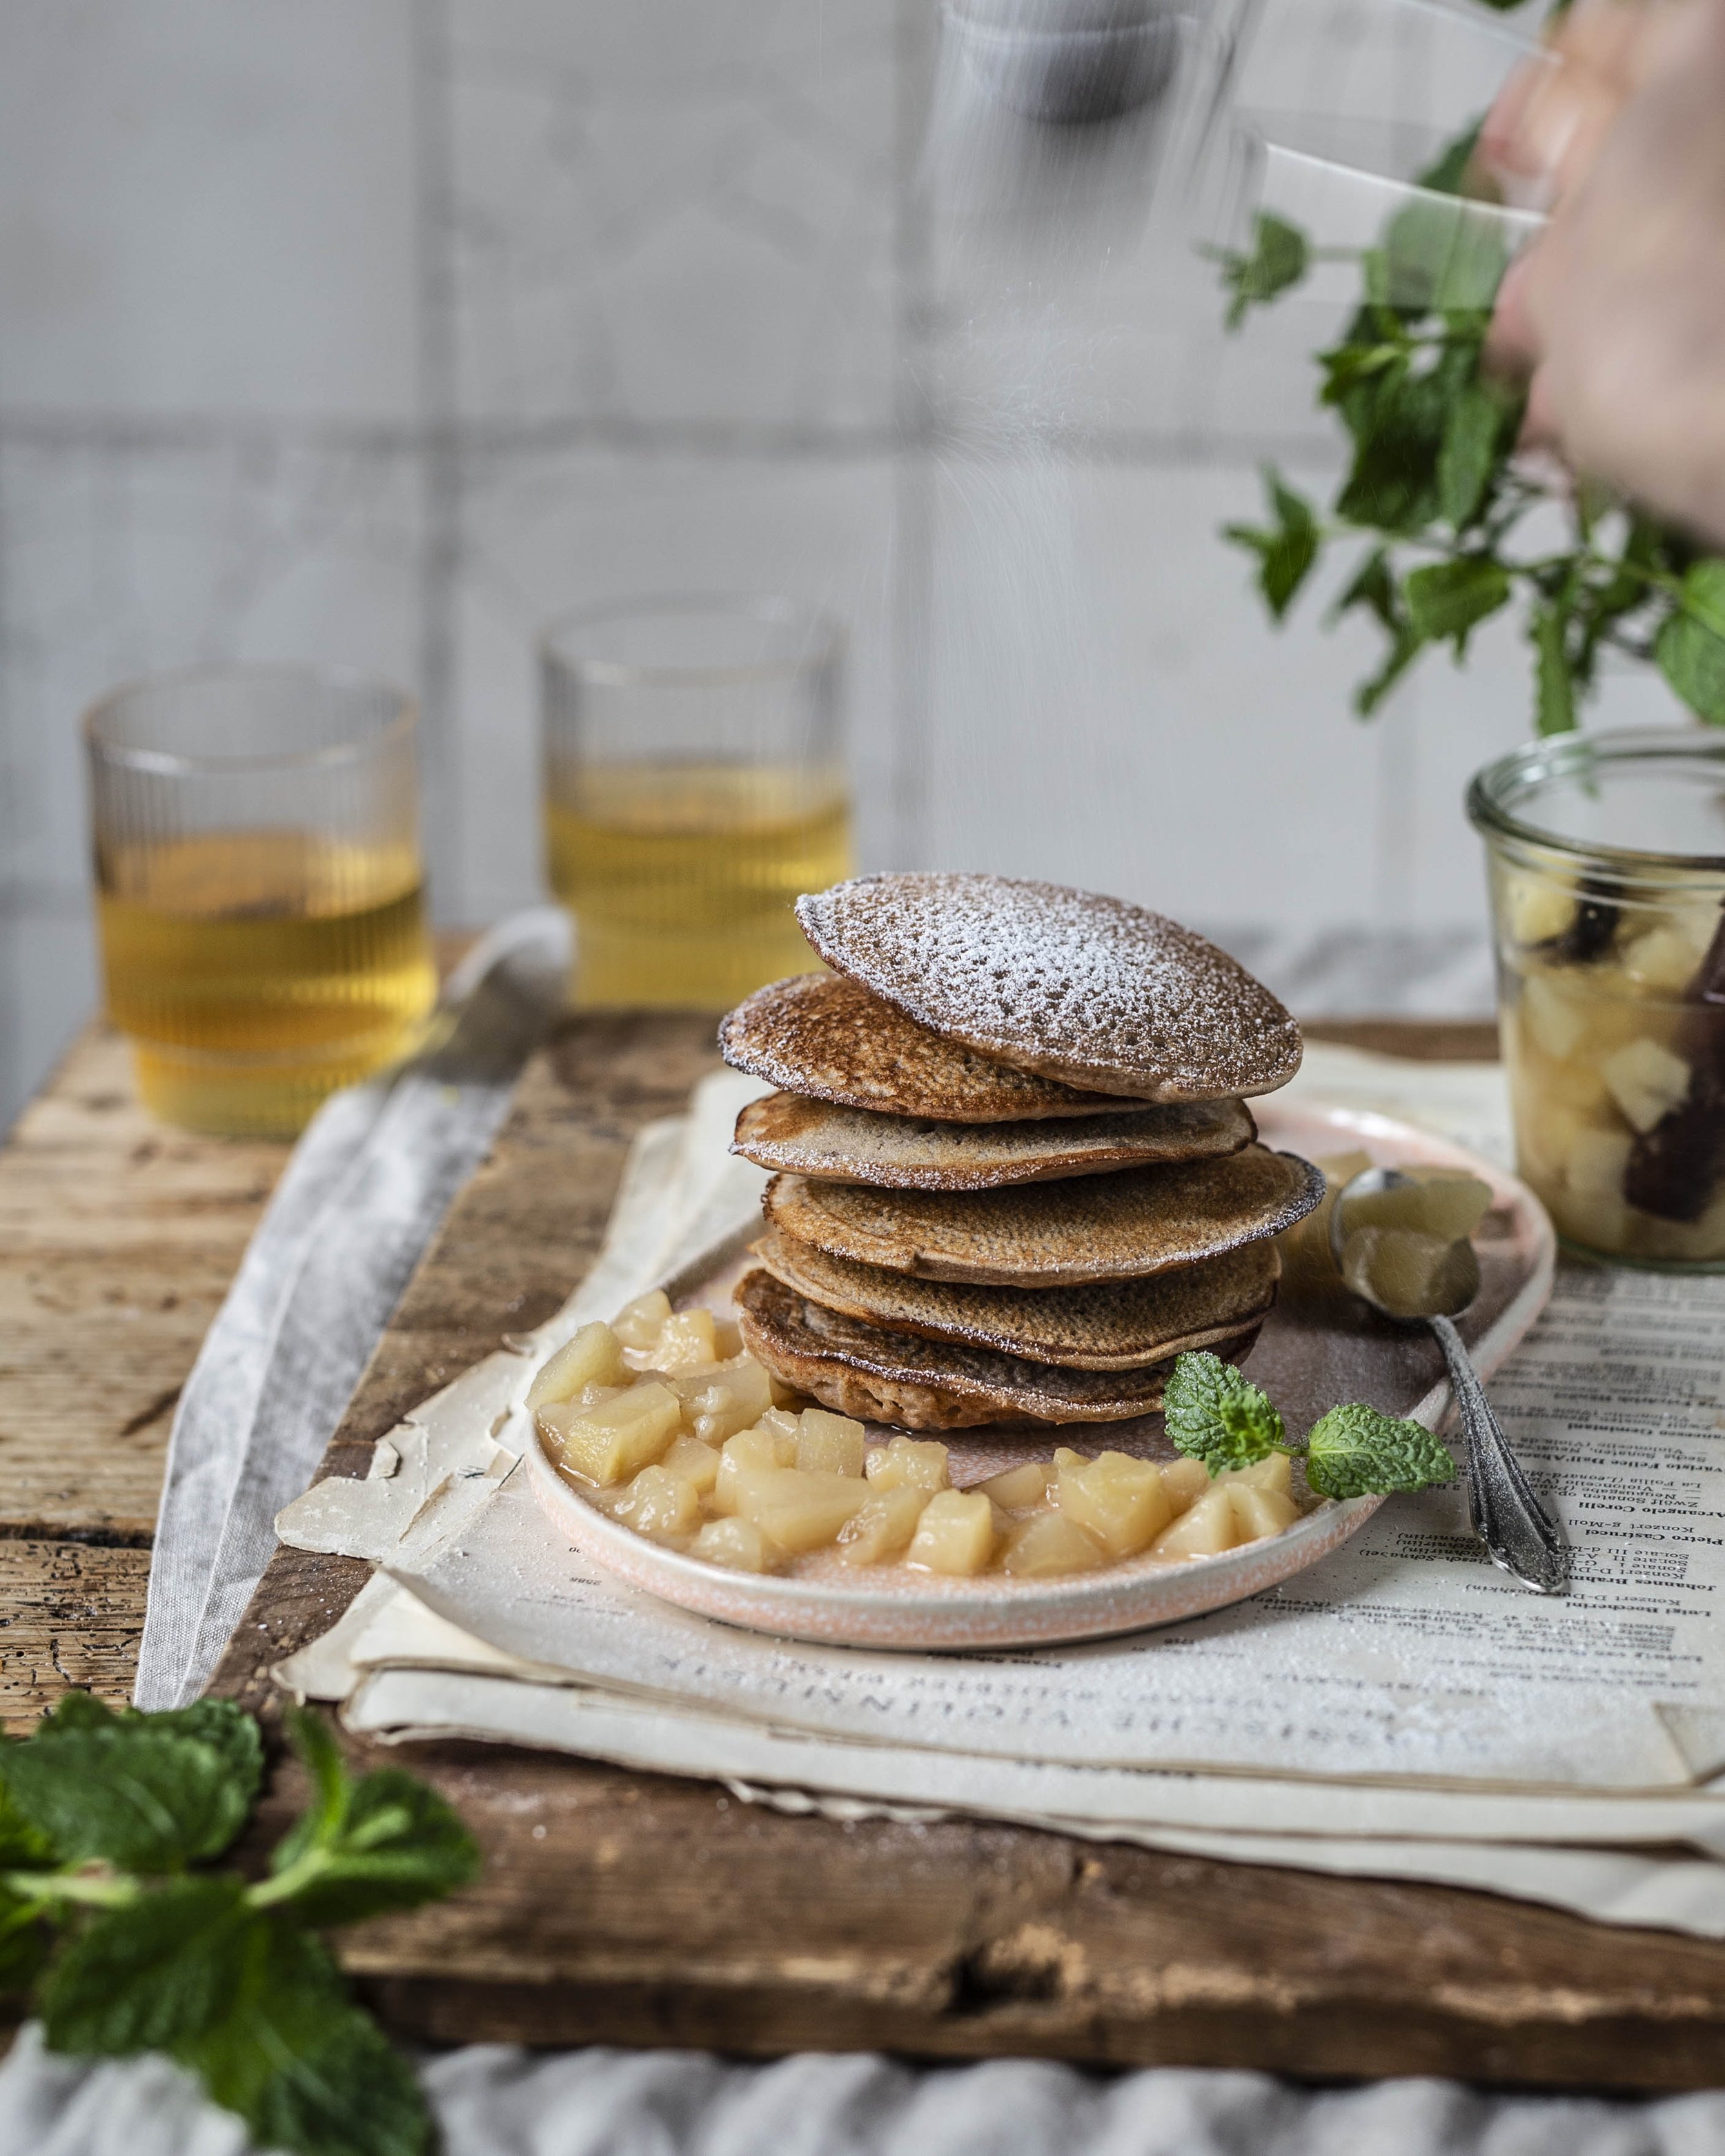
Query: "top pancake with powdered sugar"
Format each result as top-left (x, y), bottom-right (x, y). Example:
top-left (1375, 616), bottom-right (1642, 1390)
top-left (796, 873), bottom-right (1301, 1102)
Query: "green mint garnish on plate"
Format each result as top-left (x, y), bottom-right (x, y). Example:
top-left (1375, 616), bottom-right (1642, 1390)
top-left (1163, 1352), bottom-right (1456, 1499)
top-left (0, 1691), bottom-right (478, 2156)
top-left (1163, 1351), bottom-right (1287, 1472)
top-left (1304, 1402), bottom-right (1457, 1501)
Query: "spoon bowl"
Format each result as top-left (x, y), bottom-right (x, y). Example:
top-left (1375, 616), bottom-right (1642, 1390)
top-left (1329, 1164), bottom-right (1481, 1321)
top-left (1330, 1165), bottom-right (1570, 1596)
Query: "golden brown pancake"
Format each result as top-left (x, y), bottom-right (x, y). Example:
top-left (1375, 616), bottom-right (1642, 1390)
top-left (719, 972), bottom-right (1158, 1122)
top-left (762, 1146), bottom-right (1324, 1287)
top-left (736, 1267), bottom-right (1265, 1430)
top-left (753, 1228), bottom-right (1279, 1370)
top-left (796, 873), bottom-right (1301, 1102)
top-left (731, 1089), bottom-right (1254, 1190)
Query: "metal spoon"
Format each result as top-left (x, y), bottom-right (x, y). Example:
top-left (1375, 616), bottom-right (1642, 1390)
top-left (1330, 1166), bottom-right (1570, 1596)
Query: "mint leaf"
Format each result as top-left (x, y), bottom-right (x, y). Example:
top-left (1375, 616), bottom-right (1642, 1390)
top-left (1221, 212), bottom-right (1308, 328)
top-left (1306, 1403), bottom-right (1456, 1499)
top-left (39, 1877), bottom-right (253, 2056)
top-left (178, 1923), bottom-right (429, 2156)
top-left (1163, 1352), bottom-right (1285, 1473)
top-left (1437, 375), bottom-right (1516, 531)
top-left (263, 1709), bottom-right (479, 1928)
top-left (1403, 556), bottom-right (1510, 650)
top-left (1225, 469), bottom-right (1319, 622)
top-left (1657, 560), bottom-right (1725, 724)
top-left (2, 1723), bottom-right (255, 1873)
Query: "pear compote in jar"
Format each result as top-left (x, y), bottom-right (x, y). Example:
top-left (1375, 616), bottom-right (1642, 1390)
top-left (1470, 730), bottom-right (1725, 1268)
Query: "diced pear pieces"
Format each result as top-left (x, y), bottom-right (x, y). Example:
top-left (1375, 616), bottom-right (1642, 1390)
top-left (796, 1409), bottom-right (867, 1478)
top-left (540, 1380), bottom-right (682, 1486)
top-left (653, 1307), bottom-right (720, 1372)
top-left (612, 1289), bottom-right (671, 1352)
top-left (611, 1463), bottom-right (702, 1543)
top-left (1342, 1174), bottom-right (1491, 1244)
top-left (1341, 1226), bottom-right (1477, 1320)
top-left (526, 1321), bottom-right (626, 1412)
top-left (661, 1434), bottom-right (721, 1498)
top-left (1052, 1448), bottom-right (1172, 1560)
top-left (1149, 1483), bottom-right (1238, 1560)
top-left (906, 1489), bottom-right (996, 1574)
top-left (544, 1294), bottom-right (1317, 1580)
top-left (1160, 1457), bottom-right (1212, 1514)
top-left (980, 1461), bottom-right (1056, 1510)
top-left (1226, 1481), bottom-right (1301, 1541)
top-left (1601, 1036), bottom-right (1692, 1134)
top-left (998, 1511), bottom-right (1106, 1578)
top-left (865, 1436), bottom-right (952, 1493)
top-left (689, 1516), bottom-right (780, 1573)
top-left (731, 1467), bottom-right (873, 1552)
top-left (1229, 1450), bottom-right (1292, 1496)
top-left (711, 1425), bottom-right (799, 1514)
top-left (671, 1353), bottom-right (773, 1445)
top-left (836, 1485), bottom-right (930, 1565)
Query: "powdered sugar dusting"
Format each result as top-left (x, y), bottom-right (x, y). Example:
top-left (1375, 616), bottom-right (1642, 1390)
top-left (796, 873), bottom-right (1302, 1101)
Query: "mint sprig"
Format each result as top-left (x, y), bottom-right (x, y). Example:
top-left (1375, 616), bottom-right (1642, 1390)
top-left (1164, 1351), bottom-right (1286, 1471)
top-left (1214, 124), bottom-right (1725, 731)
top-left (1305, 1403), bottom-right (1458, 1501)
top-left (1164, 1351), bottom-right (1456, 1500)
top-left (0, 1692), bottom-right (477, 2156)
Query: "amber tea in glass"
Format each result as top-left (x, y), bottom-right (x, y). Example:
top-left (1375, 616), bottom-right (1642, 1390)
top-left (86, 667), bottom-right (437, 1137)
top-left (542, 597), bottom-right (852, 1009)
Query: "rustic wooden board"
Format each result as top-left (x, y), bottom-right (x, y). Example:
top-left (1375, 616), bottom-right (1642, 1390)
top-left (186, 1007), bottom-right (1725, 2091)
top-left (19, 1005), bottom-right (1725, 2086)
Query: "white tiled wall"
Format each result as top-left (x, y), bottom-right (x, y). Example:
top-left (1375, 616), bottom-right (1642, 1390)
top-left (0, 0), bottom-right (1691, 1125)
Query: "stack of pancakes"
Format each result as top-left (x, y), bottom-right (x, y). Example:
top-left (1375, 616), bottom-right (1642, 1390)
top-left (722, 873), bottom-right (1322, 1431)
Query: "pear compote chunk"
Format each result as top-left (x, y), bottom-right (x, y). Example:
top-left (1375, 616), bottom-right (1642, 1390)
top-left (999, 1512), bottom-right (1105, 1578)
top-left (907, 1490), bottom-right (997, 1575)
top-left (690, 1517), bottom-right (780, 1573)
top-left (539, 1381), bottom-right (682, 1486)
top-left (1053, 1448), bottom-right (1173, 1560)
top-left (864, 1436), bottom-right (952, 1493)
top-left (531, 1302), bottom-right (1315, 1581)
top-left (836, 1485), bottom-right (929, 1565)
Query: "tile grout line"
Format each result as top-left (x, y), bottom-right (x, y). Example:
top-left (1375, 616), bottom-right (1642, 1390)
top-left (413, 0), bottom-right (464, 924)
top-left (889, 0), bottom-right (937, 873)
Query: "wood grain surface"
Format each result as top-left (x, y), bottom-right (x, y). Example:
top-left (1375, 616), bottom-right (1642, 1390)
top-left (17, 1006), bottom-right (1725, 2088)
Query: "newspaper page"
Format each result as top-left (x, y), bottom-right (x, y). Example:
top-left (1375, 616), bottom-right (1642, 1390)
top-left (391, 1250), bottom-right (1725, 1793)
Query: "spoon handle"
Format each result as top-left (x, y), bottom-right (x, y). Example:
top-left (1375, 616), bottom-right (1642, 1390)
top-left (1428, 1313), bottom-right (1570, 1596)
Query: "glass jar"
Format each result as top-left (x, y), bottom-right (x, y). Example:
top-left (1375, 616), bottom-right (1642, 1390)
top-left (1469, 729), bottom-right (1725, 1269)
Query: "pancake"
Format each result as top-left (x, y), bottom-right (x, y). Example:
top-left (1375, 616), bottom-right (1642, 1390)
top-left (731, 1089), bottom-right (1254, 1190)
top-left (753, 1228), bottom-right (1280, 1370)
top-left (719, 972), bottom-right (1158, 1122)
top-left (736, 1267), bottom-right (1266, 1430)
top-left (796, 873), bottom-right (1301, 1102)
top-left (762, 1145), bottom-right (1324, 1287)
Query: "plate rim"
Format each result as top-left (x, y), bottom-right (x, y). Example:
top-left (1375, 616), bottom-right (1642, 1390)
top-left (524, 1100), bottom-right (1555, 1649)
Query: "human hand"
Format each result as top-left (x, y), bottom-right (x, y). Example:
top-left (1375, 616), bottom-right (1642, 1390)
top-left (1481, 0), bottom-right (1725, 547)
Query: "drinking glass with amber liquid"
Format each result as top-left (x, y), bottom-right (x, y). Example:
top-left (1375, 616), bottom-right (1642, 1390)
top-left (542, 597), bottom-right (853, 1008)
top-left (86, 666), bottom-right (438, 1137)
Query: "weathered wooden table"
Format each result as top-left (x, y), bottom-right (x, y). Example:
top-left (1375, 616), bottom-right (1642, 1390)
top-left (10, 1011), bottom-right (1725, 2088)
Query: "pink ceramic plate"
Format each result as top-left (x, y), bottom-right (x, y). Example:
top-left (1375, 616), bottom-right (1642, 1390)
top-left (524, 1100), bottom-right (1555, 1650)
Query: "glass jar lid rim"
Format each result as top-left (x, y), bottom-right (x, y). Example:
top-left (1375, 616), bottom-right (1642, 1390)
top-left (1468, 726), bottom-right (1725, 874)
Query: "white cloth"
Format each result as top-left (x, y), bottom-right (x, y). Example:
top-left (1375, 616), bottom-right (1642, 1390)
top-left (2, 2025), bottom-right (1722, 2156)
top-left (132, 910), bottom-right (570, 1710)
